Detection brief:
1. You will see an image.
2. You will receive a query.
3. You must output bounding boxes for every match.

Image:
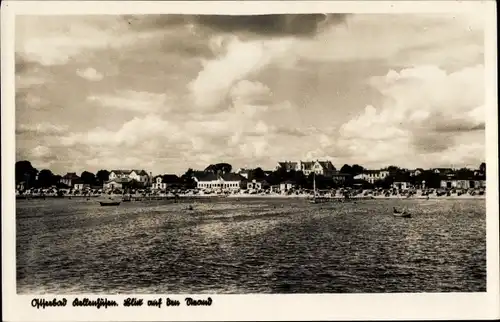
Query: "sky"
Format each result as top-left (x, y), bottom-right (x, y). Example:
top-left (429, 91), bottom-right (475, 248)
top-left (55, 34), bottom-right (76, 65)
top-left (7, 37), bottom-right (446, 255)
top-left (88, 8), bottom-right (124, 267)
top-left (15, 13), bottom-right (485, 176)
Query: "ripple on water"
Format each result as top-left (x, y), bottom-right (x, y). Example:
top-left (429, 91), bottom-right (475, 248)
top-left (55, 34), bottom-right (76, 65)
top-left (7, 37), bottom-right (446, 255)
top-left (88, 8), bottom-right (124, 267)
top-left (16, 198), bottom-right (486, 293)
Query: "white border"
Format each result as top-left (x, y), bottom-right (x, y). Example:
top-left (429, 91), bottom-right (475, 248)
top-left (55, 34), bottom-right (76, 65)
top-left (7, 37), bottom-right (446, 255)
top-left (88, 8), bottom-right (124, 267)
top-left (2, 1), bottom-right (499, 321)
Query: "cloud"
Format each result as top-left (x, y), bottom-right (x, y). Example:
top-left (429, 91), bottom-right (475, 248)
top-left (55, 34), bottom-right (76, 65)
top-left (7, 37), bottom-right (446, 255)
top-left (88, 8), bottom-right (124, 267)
top-left (124, 14), bottom-right (348, 38)
top-left (88, 90), bottom-right (171, 113)
top-left (15, 75), bottom-right (47, 89)
top-left (335, 64), bottom-right (485, 168)
top-left (76, 67), bottom-right (104, 81)
top-left (295, 14), bottom-right (483, 68)
top-left (189, 37), bottom-right (295, 110)
top-left (16, 16), bottom-right (161, 66)
top-left (16, 123), bottom-right (69, 135)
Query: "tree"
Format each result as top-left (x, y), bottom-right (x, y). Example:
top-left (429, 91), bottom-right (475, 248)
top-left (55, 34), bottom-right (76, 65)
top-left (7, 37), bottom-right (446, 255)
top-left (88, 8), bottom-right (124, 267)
top-left (37, 169), bottom-right (55, 188)
top-left (81, 171), bottom-right (96, 185)
top-left (249, 167), bottom-right (266, 180)
top-left (479, 162), bottom-right (486, 174)
top-left (204, 163), bottom-right (232, 174)
top-left (351, 164), bottom-right (364, 176)
top-left (15, 160), bottom-right (38, 188)
top-left (96, 170), bottom-right (110, 185)
top-left (292, 171), bottom-right (307, 187)
top-left (180, 168), bottom-right (196, 189)
top-left (340, 164), bottom-right (352, 174)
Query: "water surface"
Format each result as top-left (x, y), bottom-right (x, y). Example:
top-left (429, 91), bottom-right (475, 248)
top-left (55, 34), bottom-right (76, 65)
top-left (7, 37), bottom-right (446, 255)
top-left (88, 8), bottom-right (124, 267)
top-left (16, 198), bottom-right (486, 293)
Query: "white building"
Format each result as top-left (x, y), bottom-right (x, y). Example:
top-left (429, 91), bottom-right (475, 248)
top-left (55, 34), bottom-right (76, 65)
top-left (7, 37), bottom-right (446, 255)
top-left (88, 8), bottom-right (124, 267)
top-left (276, 160), bottom-right (336, 177)
top-left (152, 176), bottom-right (167, 190)
top-left (194, 173), bottom-right (247, 191)
top-left (109, 170), bottom-right (151, 186)
top-left (354, 170), bottom-right (390, 184)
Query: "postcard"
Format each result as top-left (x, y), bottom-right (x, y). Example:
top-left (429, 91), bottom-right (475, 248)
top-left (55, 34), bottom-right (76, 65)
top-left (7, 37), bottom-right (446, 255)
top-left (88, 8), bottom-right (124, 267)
top-left (2, 1), bottom-right (498, 321)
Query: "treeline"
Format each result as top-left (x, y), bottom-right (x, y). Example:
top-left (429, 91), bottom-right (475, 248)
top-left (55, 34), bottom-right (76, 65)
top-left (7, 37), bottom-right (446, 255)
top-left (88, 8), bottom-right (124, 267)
top-left (15, 161), bottom-right (111, 189)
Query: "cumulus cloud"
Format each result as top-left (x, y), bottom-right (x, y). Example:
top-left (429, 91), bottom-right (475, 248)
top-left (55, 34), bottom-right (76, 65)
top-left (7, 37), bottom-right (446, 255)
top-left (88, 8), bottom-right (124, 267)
top-left (76, 67), bottom-right (104, 81)
top-left (88, 90), bottom-right (171, 113)
top-left (16, 16), bottom-right (161, 66)
top-left (336, 64), bottom-right (485, 168)
top-left (125, 14), bottom-right (348, 37)
top-left (189, 37), bottom-right (295, 110)
top-left (16, 123), bottom-right (69, 135)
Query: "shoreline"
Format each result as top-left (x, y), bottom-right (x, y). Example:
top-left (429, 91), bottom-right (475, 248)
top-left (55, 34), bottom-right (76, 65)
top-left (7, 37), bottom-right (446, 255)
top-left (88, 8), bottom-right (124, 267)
top-left (16, 194), bottom-right (486, 201)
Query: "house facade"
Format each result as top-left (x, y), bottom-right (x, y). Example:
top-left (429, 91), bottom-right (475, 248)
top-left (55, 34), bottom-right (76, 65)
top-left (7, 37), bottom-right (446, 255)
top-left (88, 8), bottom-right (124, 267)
top-left (392, 181), bottom-right (411, 190)
top-left (247, 179), bottom-right (270, 190)
top-left (74, 182), bottom-right (90, 191)
top-left (103, 177), bottom-right (142, 190)
top-left (152, 176), bottom-right (167, 190)
top-left (440, 177), bottom-right (486, 189)
top-left (194, 173), bottom-right (247, 191)
top-left (280, 181), bottom-right (297, 192)
top-left (331, 172), bottom-right (350, 183)
top-left (151, 174), bottom-right (180, 190)
top-left (61, 172), bottom-right (80, 187)
top-left (276, 160), bottom-right (336, 177)
top-left (353, 170), bottom-right (390, 184)
top-left (109, 170), bottom-right (150, 186)
top-left (236, 168), bottom-right (251, 179)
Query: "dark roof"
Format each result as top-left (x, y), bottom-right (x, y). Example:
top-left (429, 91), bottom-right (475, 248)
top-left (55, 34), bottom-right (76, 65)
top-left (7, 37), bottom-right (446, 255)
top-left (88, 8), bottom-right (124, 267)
top-left (221, 173), bottom-right (246, 181)
top-left (277, 162), bottom-right (298, 170)
top-left (107, 177), bottom-right (133, 184)
top-left (363, 169), bottom-right (389, 174)
top-left (194, 173), bottom-right (218, 182)
top-left (110, 170), bottom-right (149, 176)
top-left (63, 172), bottom-right (80, 179)
top-left (162, 174), bottom-right (180, 183)
top-left (332, 172), bottom-right (351, 177)
top-left (317, 160), bottom-right (335, 171)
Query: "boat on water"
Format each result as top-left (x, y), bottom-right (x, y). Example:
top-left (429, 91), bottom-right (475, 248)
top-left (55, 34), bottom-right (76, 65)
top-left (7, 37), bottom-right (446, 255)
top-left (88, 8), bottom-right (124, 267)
top-left (393, 207), bottom-right (411, 218)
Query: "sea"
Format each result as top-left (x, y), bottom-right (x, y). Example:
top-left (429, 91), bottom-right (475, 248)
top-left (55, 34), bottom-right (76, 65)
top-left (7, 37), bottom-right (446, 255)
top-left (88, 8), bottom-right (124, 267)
top-left (16, 198), bottom-right (486, 293)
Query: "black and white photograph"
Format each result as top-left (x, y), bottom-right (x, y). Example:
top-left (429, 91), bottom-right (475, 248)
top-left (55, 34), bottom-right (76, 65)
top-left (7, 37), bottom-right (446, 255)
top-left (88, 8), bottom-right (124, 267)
top-left (2, 0), bottom-right (499, 321)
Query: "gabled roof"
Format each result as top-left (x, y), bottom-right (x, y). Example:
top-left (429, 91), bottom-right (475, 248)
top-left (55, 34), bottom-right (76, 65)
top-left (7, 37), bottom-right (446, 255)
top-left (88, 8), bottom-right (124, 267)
top-left (162, 174), bottom-right (180, 183)
top-left (194, 173), bottom-right (219, 182)
top-left (107, 177), bottom-right (133, 184)
top-left (277, 161), bottom-right (298, 170)
top-left (221, 173), bottom-right (246, 182)
top-left (332, 171), bottom-right (351, 176)
top-left (316, 160), bottom-right (335, 171)
top-left (63, 172), bottom-right (80, 179)
top-left (363, 169), bottom-right (388, 174)
top-left (110, 170), bottom-right (149, 176)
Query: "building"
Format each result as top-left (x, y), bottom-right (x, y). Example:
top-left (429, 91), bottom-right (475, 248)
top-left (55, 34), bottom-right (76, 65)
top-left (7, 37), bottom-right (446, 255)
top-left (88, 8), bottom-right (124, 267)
top-left (103, 178), bottom-right (142, 190)
top-left (331, 172), bottom-right (351, 184)
top-left (280, 181), bottom-right (297, 192)
top-left (235, 168), bottom-right (251, 179)
top-left (194, 173), bottom-right (247, 191)
top-left (74, 182), bottom-right (90, 191)
top-left (276, 160), bottom-right (336, 177)
top-left (152, 176), bottom-right (167, 190)
top-left (247, 179), bottom-right (270, 190)
top-left (392, 181), bottom-right (411, 190)
top-left (109, 170), bottom-right (151, 186)
top-left (151, 174), bottom-right (180, 190)
top-left (60, 172), bottom-right (80, 187)
top-left (433, 168), bottom-right (455, 175)
top-left (353, 170), bottom-right (390, 184)
top-left (440, 175), bottom-right (486, 189)
top-left (410, 168), bottom-right (424, 176)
